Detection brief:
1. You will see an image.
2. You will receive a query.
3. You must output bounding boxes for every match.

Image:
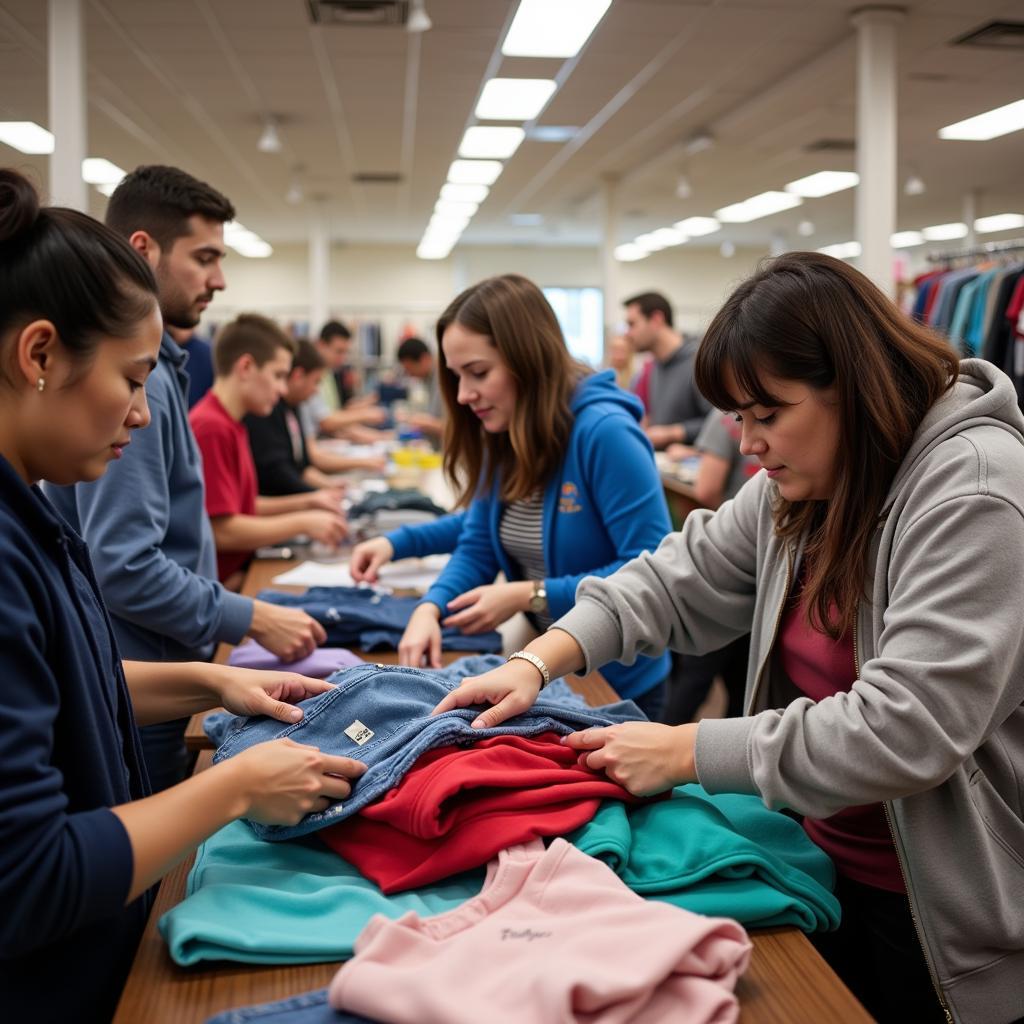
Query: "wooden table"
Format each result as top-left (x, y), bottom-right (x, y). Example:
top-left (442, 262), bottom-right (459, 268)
top-left (116, 747), bottom-right (870, 1023)
top-left (661, 470), bottom-right (703, 524)
top-left (116, 555), bottom-right (871, 1024)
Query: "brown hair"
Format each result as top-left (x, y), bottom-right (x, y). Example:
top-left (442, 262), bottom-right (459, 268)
top-left (695, 251), bottom-right (960, 638)
top-left (213, 313), bottom-right (295, 377)
top-left (105, 164), bottom-right (235, 251)
top-left (623, 291), bottom-right (674, 327)
top-left (291, 337), bottom-right (325, 373)
top-left (437, 274), bottom-right (583, 506)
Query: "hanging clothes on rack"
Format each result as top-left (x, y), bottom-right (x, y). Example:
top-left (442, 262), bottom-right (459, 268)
top-left (911, 240), bottom-right (1024, 411)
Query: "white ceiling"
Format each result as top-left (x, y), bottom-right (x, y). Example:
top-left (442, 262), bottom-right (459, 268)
top-left (0, 0), bottom-right (1022, 255)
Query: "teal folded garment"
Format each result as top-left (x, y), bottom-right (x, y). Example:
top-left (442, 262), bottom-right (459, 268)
top-left (567, 784), bottom-right (840, 932)
top-left (158, 820), bottom-right (483, 965)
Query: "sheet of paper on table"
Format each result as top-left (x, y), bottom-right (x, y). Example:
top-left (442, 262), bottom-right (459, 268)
top-left (271, 553), bottom-right (450, 592)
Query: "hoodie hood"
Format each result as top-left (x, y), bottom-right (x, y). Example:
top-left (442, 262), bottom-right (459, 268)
top-left (570, 369), bottom-right (645, 423)
top-left (884, 357), bottom-right (1024, 512)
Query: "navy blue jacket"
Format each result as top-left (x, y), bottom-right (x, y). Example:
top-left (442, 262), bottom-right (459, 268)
top-left (0, 453), bottom-right (151, 1023)
top-left (411, 371), bottom-right (672, 700)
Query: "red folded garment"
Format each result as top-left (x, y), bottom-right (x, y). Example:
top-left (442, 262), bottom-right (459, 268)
top-left (320, 732), bottom-right (641, 893)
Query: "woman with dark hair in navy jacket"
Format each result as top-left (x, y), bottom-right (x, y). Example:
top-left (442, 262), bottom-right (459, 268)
top-left (352, 274), bottom-right (671, 714)
top-left (0, 169), bottom-right (366, 1024)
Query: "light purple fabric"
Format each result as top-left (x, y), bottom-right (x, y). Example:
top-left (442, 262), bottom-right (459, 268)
top-left (227, 641), bottom-right (363, 678)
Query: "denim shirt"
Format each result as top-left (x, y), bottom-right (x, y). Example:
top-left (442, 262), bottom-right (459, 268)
top-left (214, 658), bottom-right (645, 841)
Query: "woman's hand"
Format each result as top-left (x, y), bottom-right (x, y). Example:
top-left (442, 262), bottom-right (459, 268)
top-left (561, 721), bottom-right (699, 797)
top-left (431, 659), bottom-right (544, 728)
top-left (229, 738), bottom-right (367, 825)
top-left (210, 664), bottom-right (335, 723)
top-left (442, 581), bottom-right (533, 634)
top-left (349, 536), bottom-right (394, 582)
top-left (398, 603), bottom-right (443, 668)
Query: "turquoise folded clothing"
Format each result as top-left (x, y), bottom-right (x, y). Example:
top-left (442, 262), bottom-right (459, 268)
top-left (158, 820), bottom-right (484, 965)
top-left (567, 784), bottom-right (840, 932)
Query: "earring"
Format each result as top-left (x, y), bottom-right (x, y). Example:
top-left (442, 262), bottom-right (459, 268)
top-left (37, 377), bottom-right (45, 393)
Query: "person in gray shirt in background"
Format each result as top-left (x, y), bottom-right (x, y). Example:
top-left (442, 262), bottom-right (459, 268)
top-left (46, 166), bottom-right (325, 791)
top-left (623, 291), bottom-right (711, 449)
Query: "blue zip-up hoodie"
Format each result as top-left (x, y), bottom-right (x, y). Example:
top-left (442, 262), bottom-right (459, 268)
top-left (411, 370), bottom-right (671, 700)
top-left (0, 453), bottom-right (152, 1024)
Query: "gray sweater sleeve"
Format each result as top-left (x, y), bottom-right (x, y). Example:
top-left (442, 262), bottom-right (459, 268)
top-left (68, 380), bottom-right (252, 651)
top-left (698, 489), bottom-right (1024, 817)
top-left (553, 472), bottom-right (764, 672)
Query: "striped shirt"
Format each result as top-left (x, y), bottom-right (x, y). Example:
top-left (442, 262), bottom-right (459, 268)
top-left (499, 492), bottom-right (551, 630)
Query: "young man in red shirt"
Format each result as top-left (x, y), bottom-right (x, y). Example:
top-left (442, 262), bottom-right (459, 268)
top-left (190, 314), bottom-right (348, 587)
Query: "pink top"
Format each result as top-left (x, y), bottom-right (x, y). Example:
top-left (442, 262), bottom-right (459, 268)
top-left (329, 839), bottom-right (751, 1024)
top-left (778, 570), bottom-right (905, 893)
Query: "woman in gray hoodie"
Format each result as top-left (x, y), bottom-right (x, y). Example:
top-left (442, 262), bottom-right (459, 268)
top-left (435, 252), bottom-right (1024, 1024)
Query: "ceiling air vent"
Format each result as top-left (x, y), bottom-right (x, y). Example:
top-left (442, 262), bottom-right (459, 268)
top-left (953, 21), bottom-right (1024, 50)
top-left (804, 138), bottom-right (856, 153)
top-left (352, 172), bottom-right (403, 184)
top-left (307, 1), bottom-right (408, 27)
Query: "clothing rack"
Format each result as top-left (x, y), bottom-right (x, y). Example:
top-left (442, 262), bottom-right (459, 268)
top-left (926, 238), bottom-right (1024, 263)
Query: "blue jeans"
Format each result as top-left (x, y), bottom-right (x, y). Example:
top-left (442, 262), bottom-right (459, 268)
top-left (257, 586), bottom-right (501, 653)
top-left (205, 988), bottom-right (373, 1024)
top-left (213, 657), bottom-right (646, 842)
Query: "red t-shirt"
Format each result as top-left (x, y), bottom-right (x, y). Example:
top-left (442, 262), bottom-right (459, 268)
top-left (189, 391), bottom-right (257, 582)
top-left (778, 570), bottom-right (905, 893)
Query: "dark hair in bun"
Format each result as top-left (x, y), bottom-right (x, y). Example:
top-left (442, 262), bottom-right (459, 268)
top-left (0, 168), bottom-right (41, 243)
top-left (0, 167), bottom-right (158, 384)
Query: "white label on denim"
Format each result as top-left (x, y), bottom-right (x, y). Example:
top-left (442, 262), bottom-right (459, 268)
top-left (344, 720), bottom-right (375, 745)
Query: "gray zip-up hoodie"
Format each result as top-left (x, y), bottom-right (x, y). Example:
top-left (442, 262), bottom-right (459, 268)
top-left (556, 359), bottom-right (1024, 1024)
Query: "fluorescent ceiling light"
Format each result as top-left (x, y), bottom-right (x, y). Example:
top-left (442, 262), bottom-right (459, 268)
top-left (429, 212), bottom-right (471, 232)
top-left (224, 221), bottom-right (273, 258)
top-left (476, 79), bottom-right (557, 121)
top-left (502, 0), bottom-right (612, 59)
top-left (458, 126), bottom-right (524, 160)
top-left (81, 158), bottom-right (126, 186)
top-left (921, 222), bottom-right (968, 241)
top-left (938, 98), bottom-right (1024, 141)
top-left (673, 216), bottom-right (719, 237)
top-left (417, 240), bottom-right (452, 260)
top-left (435, 198), bottom-right (478, 217)
top-left (635, 232), bottom-right (668, 252)
top-left (715, 191), bottom-right (802, 223)
top-left (640, 227), bottom-right (687, 250)
top-left (891, 231), bottom-right (924, 248)
top-left (509, 212), bottom-right (544, 226)
top-left (440, 182), bottom-right (489, 203)
top-left (96, 182), bottom-right (120, 198)
top-left (526, 125), bottom-right (578, 143)
top-left (447, 159), bottom-right (503, 185)
top-left (975, 213), bottom-right (1024, 233)
top-left (818, 241), bottom-right (861, 259)
top-left (784, 170), bottom-right (859, 198)
top-left (614, 243), bottom-right (649, 262)
top-left (0, 121), bottom-right (54, 154)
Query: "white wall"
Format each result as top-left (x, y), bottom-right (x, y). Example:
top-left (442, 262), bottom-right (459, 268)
top-left (204, 241), bottom-right (768, 358)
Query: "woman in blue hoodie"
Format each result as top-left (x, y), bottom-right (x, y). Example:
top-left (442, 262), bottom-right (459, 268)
top-left (376, 274), bottom-right (671, 713)
top-left (0, 169), bottom-right (366, 1024)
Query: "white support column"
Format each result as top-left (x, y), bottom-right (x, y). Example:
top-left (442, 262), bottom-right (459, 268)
top-left (599, 174), bottom-right (621, 356)
top-left (962, 190), bottom-right (978, 248)
top-left (851, 5), bottom-right (905, 296)
top-left (308, 209), bottom-right (330, 336)
top-left (48, 0), bottom-right (87, 210)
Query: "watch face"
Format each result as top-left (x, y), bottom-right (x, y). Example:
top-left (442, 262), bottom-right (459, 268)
top-left (529, 595), bottom-right (545, 613)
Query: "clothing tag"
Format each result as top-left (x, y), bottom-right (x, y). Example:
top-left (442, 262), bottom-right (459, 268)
top-left (344, 720), bottom-right (374, 745)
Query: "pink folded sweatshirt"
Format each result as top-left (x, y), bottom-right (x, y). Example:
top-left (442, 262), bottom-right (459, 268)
top-left (328, 839), bottom-right (751, 1024)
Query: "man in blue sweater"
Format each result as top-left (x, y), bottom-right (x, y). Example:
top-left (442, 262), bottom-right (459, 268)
top-left (46, 166), bottom-right (324, 790)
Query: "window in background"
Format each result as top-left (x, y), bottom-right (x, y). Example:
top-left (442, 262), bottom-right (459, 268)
top-left (543, 286), bottom-right (604, 366)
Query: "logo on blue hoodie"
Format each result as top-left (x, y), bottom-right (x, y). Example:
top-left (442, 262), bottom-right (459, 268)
top-left (559, 482), bottom-right (582, 514)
